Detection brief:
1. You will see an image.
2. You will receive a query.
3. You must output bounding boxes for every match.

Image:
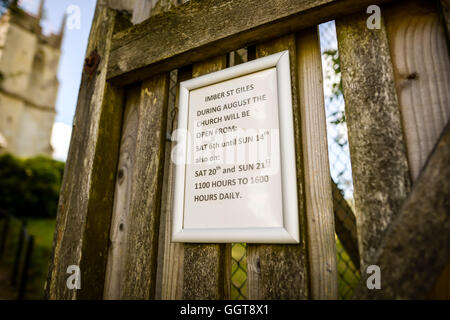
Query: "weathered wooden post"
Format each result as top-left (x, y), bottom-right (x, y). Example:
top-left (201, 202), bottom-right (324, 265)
top-left (45, 4), bottom-right (126, 299)
top-left (337, 0), bottom-right (450, 298)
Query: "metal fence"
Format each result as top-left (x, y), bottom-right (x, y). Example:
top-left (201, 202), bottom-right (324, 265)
top-left (231, 243), bottom-right (247, 300)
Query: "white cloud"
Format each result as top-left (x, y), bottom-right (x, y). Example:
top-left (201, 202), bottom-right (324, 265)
top-left (51, 122), bottom-right (72, 161)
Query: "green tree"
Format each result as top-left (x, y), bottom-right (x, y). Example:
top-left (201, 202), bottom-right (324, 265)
top-left (0, 154), bottom-right (65, 218)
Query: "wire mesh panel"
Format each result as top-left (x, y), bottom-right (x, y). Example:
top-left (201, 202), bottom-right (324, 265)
top-left (319, 21), bottom-right (361, 299)
top-left (167, 69), bottom-right (179, 136)
top-left (336, 237), bottom-right (360, 299)
top-left (231, 243), bottom-right (247, 300)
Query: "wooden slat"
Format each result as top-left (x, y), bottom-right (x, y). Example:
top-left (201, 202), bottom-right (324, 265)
top-left (122, 74), bottom-right (169, 299)
top-left (104, 74), bottom-right (169, 299)
top-left (103, 86), bottom-right (140, 299)
top-left (45, 5), bottom-right (124, 300)
top-left (440, 0), bottom-right (450, 37)
top-left (160, 66), bottom-right (192, 300)
top-left (297, 28), bottom-right (338, 299)
top-left (157, 65), bottom-right (233, 299)
top-left (107, 0), bottom-right (397, 85)
top-left (182, 57), bottom-right (230, 300)
top-left (177, 57), bottom-right (231, 300)
top-left (385, 0), bottom-right (450, 181)
top-left (247, 34), bottom-right (309, 300)
top-left (154, 71), bottom-right (176, 300)
top-left (332, 181), bottom-right (360, 270)
top-left (384, 0), bottom-right (450, 300)
top-left (336, 12), bottom-right (412, 272)
top-left (354, 121), bottom-right (450, 299)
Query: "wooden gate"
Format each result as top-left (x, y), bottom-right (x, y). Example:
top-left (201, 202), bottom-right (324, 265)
top-left (46, 0), bottom-right (450, 300)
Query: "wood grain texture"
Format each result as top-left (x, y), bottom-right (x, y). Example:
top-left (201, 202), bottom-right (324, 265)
top-left (332, 181), bottom-right (360, 270)
top-left (384, 0), bottom-right (450, 300)
top-left (103, 86), bottom-right (140, 299)
top-left (247, 35), bottom-right (309, 300)
top-left (440, 0), bottom-right (450, 37)
top-left (336, 12), bottom-right (411, 272)
top-left (385, 0), bottom-right (450, 181)
top-left (354, 121), bottom-right (450, 299)
top-left (160, 66), bottom-right (192, 300)
top-left (181, 57), bottom-right (231, 300)
top-left (107, 0), bottom-right (396, 85)
top-left (154, 71), bottom-right (177, 300)
top-left (104, 74), bottom-right (169, 299)
top-left (122, 74), bottom-right (169, 299)
top-left (45, 5), bottom-right (123, 300)
top-left (297, 28), bottom-right (338, 299)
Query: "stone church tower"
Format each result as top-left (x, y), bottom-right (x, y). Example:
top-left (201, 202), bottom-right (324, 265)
top-left (0, 1), bottom-right (64, 157)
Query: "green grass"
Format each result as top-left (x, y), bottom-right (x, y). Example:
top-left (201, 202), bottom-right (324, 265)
top-left (25, 219), bottom-right (55, 299)
top-left (0, 218), bottom-right (55, 299)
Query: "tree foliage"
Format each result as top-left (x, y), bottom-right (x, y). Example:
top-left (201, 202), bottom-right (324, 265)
top-left (323, 48), bottom-right (346, 129)
top-left (0, 153), bottom-right (65, 218)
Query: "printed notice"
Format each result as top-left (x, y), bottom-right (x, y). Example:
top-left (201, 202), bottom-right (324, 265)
top-left (183, 68), bottom-right (284, 229)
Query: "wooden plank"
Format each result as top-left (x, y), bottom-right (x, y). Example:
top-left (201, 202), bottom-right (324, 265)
top-left (179, 57), bottom-right (230, 300)
top-left (107, 0), bottom-right (397, 85)
top-left (440, 0), bottom-right (450, 37)
top-left (385, 0), bottom-right (450, 181)
top-left (45, 5), bottom-right (124, 300)
top-left (104, 74), bottom-right (169, 299)
top-left (121, 74), bottom-right (169, 299)
top-left (384, 0), bottom-right (450, 300)
top-left (296, 28), bottom-right (338, 299)
top-left (154, 70), bottom-right (177, 300)
top-left (247, 34), bottom-right (309, 300)
top-left (332, 181), bottom-right (360, 270)
top-left (160, 66), bottom-right (192, 300)
top-left (336, 11), bottom-right (412, 272)
top-left (354, 121), bottom-right (450, 299)
top-left (158, 65), bottom-right (233, 300)
top-left (103, 86), bottom-right (140, 299)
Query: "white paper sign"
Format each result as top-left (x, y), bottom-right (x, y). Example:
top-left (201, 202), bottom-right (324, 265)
top-left (172, 51), bottom-right (299, 243)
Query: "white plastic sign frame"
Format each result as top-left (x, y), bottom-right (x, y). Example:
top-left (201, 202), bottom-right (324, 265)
top-left (172, 50), bottom-right (299, 243)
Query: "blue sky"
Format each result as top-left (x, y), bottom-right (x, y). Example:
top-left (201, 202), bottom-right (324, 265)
top-left (19, 0), bottom-right (96, 160)
top-left (20, 0), bottom-right (96, 125)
